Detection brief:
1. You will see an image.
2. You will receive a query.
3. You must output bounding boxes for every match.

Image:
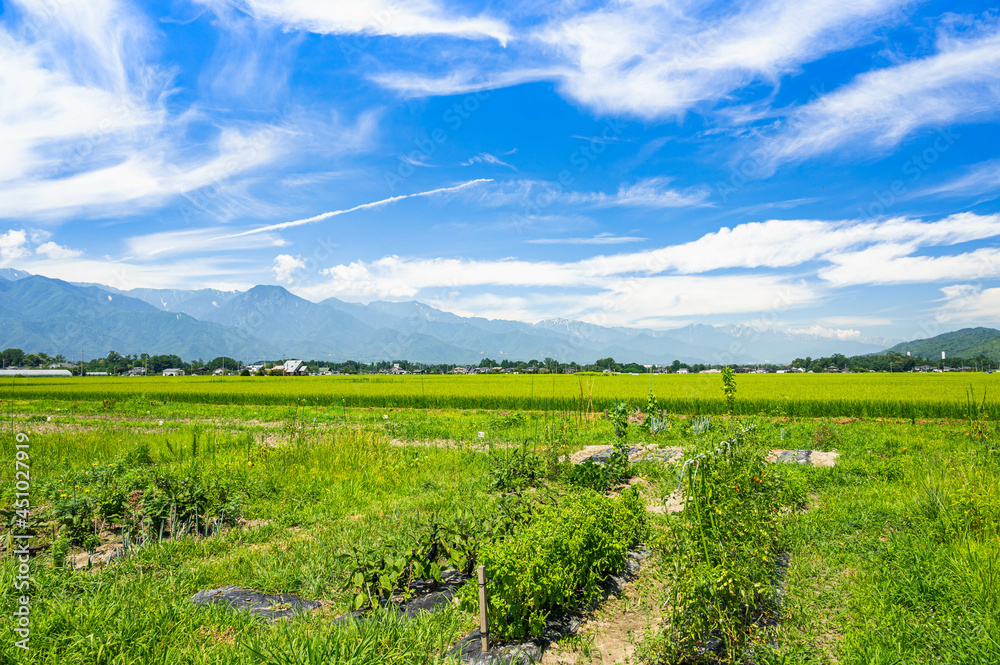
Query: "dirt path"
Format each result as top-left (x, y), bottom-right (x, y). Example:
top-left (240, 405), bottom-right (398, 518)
top-left (541, 556), bottom-right (663, 665)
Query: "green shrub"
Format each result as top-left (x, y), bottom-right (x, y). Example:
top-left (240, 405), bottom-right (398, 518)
top-left (566, 452), bottom-right (630, 492)
top-left (490, 411), bottom-right (527, 429)
top-left (340, 494), bottom-right (536, 611)
top-left (51, 534), bottom-right (70, 569)
top-left (95, 483), bottom-right (129, 521)
top-left (610, 402), bottom-right (630, 443)
top-left (470, 487), bottom-right (646, 639)
top-left (52, 495), bottom-right (96, 545)
top-left (487, 443), bottom-right (544, 492)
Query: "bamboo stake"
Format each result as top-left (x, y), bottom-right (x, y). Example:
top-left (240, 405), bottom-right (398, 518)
top-left (477, 565), bottom-right (489, 652)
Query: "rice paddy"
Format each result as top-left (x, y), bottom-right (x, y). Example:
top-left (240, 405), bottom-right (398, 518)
top-left (5, 371), bottom-right (998, 418)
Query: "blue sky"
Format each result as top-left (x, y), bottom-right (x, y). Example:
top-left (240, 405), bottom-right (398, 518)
top-left (1, 0), bottom-right (1000, 343)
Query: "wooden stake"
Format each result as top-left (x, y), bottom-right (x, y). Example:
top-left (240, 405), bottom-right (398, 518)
top-left (477, 565), bottom-right (489, 652)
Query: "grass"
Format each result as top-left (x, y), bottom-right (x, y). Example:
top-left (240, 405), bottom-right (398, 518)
top-left (764, 422), bottom-right (1000, 665)
top-left (0, 379), bottom-right (997, 664)
top-left (0, 421), bottom-right (492, 664)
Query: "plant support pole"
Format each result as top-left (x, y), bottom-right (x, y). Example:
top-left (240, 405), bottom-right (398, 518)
top-left (478, 565), bottom-right (489, 652)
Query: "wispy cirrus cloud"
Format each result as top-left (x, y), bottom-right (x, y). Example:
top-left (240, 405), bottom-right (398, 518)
top-left (125, 226), bottom-right (288, 259)
top-left (0, 126), bottom-right (288, 219)
top-left (567, 177), bottom-right (711, 208)
top-left (370, 0), bottom-right (909, 119)
top-left (536, 0), bottom-right (910, 119)
top-left (221, 0), bottom-right (511, 43)
top-left (461, 152), bottom-right (518, 170)
top-left (0, 0), bottom-right (163, 185)
top-left (761, 25), bottom-right (1000, 170)
top-left (525, 233), bottom-right (646, 245)
top-left (916, 159), bottom-right (1000, 201)
top-left (0, 0), bottom-right (323, 222)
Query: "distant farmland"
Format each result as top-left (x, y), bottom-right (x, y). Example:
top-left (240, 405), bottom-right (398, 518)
top-left (5, 373), bottom-right (996, 418)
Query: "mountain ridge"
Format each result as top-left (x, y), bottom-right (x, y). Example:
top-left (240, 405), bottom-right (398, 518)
top-left (886, 327), bottom-right (1000, 360)
top-left (0, 269), bottom-right (921, 363)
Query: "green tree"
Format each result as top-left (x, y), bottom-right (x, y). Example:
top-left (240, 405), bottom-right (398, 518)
top-left (594, 357), bottom-right (618, 372)
top-left (1, 348), bottom-right (25, 367)
top-left (207, 356), bottom-right (240, 372)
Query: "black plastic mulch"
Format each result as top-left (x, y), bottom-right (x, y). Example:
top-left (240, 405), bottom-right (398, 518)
top-left (190, 586), bottom-right (321, 621)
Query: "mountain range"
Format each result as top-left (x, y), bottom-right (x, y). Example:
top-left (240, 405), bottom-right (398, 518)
top-left (0, 269), bottom-right (906, 364)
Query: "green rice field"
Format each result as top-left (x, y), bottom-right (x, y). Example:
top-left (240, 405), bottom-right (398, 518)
top-left (4, 372), bottom-right (998, 418)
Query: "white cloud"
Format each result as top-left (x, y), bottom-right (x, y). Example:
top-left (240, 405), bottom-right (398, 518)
top-left (526, 233), bottom-right (646, 245)
top-left (763, 27), bottom-right (1000, 169)
top-left (125, 226), bottom-right (288, 259)
top-left (287, 211), bottom-right (1000, 326)
top-left (373, 0), bottom-right (907, 118)
top-left (461, 152), bottom-right (517, 170)
top-left (0, 1), bottom-right (161, 184)
top-left (370, 67), bottom-right (567, 98)
top-left (818, 315), bottom-right (893, 327)
top-left (272, 254), bottom-right (306, 283)
top-left (573, 275), bottom-right (818, 328)
top-left (917, 159), bottom-right (1000, 200)
top-left (340, 274), bottom-right (818, 327)
top-left (469, 178), bottom-right (708, 214)
top-left (227, 0), bottom-right (511, 43)
top-left (567, 177), bottom-right (710, 208)
top-left (6, 254), bottom-right (259, 291)
top-left (787, 324), bottom-right (862, 341)
top-left (937, 284), bottom-right (1000, 326)
top-left (296, 212), bottom-right (1000, 301)
top-left (0, 126), bottom-right (287, 219)
top-left (35, 241), bottom-right (82, 260)
top-left (820, 246), bottom-right (1000, 286)
top-left (0, 229), bottom-right (30, 264)
top-left (425, 292), bottom-right (541, 323)
top-left (0, 1), bottom-right (298, 221)
top-left (585, 213), bottom-right (1000, 277)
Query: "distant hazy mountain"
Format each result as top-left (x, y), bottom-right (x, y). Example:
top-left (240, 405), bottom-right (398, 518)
top-left (197, 286), bottom-right (475, 363)
top-left (95, 286), bottom-right (241, 320)
top-left (1, 269), bottom-right (901, 363)
top-left (0, 275), bottom-right (274, 360)
top-left (886, 327), bottom-right (1000, 359)
top-left (0, 268), bottom-right (31, 281)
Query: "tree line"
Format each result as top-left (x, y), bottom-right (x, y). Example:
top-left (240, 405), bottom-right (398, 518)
top-left (3, 347), bottom-right (997, 376)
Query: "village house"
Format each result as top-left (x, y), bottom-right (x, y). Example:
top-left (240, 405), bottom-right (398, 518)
top-left (272, 360), bottom-right (308, 375)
